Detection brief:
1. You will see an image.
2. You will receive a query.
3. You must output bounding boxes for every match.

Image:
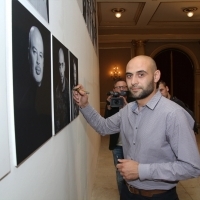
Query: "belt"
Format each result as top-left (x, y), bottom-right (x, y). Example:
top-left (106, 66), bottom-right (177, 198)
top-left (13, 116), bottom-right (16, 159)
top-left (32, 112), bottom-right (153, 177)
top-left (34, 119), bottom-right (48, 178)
top-left (126, 183), bottom-right (168, 197)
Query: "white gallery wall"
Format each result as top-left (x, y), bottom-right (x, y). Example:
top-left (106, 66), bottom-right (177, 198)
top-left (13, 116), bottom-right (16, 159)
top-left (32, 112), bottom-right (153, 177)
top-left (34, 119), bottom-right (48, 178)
top-left (0, 0), bottom-right (101, 199)
top-left (0, 0), bottom-right (10, 181)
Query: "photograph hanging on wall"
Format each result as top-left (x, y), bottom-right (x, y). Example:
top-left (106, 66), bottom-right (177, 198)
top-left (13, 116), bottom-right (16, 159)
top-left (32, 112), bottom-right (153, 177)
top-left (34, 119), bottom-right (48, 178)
top-left (83, 0), bottom-right (87, 23)
top-left (91, 0), bottom-right (97, 49)
top-left (53, 36), bottom-right (70, 134)
top-left (69, 52), bottom-right (79, 121)
top-left (82, 0), bottom-right (97, 51)
top-left (12, 1), bottom-right (52, 165)
top-left (27, 0), bottom-right (49, 22)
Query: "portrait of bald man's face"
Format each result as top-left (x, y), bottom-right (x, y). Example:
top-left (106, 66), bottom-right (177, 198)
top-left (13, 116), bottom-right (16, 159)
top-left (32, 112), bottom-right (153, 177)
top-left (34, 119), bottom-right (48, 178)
top-left (73, 62), bottom-right (77, 85)
top-left (58, 48), bottom-right (65, 86)
top-left (28, 26), bottom-right (44, 87)
top-left (12, 1), bottom-right (52, 165)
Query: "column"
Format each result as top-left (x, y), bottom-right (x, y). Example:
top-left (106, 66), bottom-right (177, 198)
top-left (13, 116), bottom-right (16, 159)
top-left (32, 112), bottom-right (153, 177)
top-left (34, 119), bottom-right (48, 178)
top-left (131, 40), bottom-right (146, 56)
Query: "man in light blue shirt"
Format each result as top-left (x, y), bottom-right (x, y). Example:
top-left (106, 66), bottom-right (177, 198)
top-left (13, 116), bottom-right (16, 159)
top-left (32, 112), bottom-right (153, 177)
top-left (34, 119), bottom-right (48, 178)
top-left (73, 55), bottom-right (200, 200)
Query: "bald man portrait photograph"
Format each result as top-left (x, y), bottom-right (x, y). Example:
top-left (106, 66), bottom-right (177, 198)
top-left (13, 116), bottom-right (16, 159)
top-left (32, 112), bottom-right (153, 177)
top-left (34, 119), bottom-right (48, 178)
top-left (12, 1), bottom-right (52, 165)
top-left (53, 36), bottom-right (70, 134)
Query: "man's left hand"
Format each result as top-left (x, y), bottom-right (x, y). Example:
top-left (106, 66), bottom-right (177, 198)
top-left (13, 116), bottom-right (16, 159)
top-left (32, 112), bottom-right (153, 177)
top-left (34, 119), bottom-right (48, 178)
top-left (116, 159), bottom-right (139, 181)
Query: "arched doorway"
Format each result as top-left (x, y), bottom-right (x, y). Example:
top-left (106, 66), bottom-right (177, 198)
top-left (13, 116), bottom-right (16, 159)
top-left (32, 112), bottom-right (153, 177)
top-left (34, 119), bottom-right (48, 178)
top-left (154, 48), bottom-right (194, 110)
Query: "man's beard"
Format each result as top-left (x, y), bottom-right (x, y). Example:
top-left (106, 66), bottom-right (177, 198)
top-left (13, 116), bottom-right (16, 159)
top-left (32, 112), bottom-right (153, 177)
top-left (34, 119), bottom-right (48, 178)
top-left (129, 79), bottom-right (154, 100)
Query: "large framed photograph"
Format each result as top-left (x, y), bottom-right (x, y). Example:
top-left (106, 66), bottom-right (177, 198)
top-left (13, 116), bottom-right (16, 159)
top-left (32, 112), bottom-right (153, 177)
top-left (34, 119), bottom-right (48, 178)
top-left (82, 0), bottom-right (97, 51)
top-left (69, 52), bottom-right (79, 121)
top-left (12, 1), bottom-right (52, 165)
top-left (53, 36), bottom-right (70, 134)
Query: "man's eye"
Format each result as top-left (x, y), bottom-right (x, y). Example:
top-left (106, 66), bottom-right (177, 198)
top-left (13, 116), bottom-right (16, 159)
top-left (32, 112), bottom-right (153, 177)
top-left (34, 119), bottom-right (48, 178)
top-left (32, 47), bottom-right (37, 53)
top-left (126, 74), bottom-right (132, 78)
top-left (138, 73), bottom-right (144, 77)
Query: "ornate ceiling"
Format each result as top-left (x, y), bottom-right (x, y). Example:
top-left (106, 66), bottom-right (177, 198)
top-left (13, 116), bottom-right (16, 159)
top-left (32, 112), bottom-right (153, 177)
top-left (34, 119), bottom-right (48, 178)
top-left (97, 0), bottom-right (200, 45)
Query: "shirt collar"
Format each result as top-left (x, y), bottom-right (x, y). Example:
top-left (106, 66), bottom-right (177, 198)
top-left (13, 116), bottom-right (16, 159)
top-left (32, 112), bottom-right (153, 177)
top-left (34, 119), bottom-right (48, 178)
top-left (132, 90), bottom-right (162, 111)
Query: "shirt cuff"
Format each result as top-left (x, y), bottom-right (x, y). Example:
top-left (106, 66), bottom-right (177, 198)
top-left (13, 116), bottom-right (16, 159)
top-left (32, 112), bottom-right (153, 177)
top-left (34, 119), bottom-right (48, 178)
top-left (79, 104), bottom-right (91, 112)
top-left (138, 164), bottom-right (151, 181)
top-left (79, 103), bottom-right (89, 110)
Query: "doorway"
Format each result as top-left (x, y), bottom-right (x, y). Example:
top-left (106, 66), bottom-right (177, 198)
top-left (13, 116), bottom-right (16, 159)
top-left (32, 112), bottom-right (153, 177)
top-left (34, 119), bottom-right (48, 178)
top-left (154, 48), bottom-right (194, 110)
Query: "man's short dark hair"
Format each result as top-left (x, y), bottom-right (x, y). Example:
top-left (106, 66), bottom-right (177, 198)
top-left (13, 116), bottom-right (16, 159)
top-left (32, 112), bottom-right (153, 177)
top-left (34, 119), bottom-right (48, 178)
top-left (157, 80), bottom-right (167, 88)
top-left (114, 79), bottom-right (126, 87)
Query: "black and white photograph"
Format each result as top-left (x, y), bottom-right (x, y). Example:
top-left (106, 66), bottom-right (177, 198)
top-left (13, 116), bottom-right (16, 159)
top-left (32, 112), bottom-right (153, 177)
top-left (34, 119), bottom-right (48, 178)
top-left (83, 0), bottom-right (87, 23)
top-left (12, 1), bottom-right (52, 165)
top-left (82, 0), bottom-right (97, 51)
top-left (86, 0), bottom-right (91, 37)
top-left (69, 52), bottom-right (79, 121)
top-left (53, 36), bottom-right (70, 134)
top-left (27, 0), bottom-right (49, 22)
top-left (91, 0), bottom-right (97, 50)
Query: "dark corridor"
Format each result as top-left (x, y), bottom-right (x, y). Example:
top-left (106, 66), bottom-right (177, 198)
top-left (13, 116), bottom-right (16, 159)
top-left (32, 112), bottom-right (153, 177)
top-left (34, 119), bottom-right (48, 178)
top-left (154, 49), bottom-right (194, 111)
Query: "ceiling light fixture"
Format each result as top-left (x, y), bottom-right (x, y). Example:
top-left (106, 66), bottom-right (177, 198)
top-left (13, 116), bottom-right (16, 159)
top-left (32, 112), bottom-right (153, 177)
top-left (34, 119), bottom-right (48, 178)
top-left (183, 7), bottom-right (198, 17)
top-left (111, 8), bottom-right (125, 18)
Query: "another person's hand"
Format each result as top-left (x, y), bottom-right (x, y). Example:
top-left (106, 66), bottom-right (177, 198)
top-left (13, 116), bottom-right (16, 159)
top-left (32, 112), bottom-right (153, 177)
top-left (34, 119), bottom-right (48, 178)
top-left (116, 159), bottom-right (139, 181)
top-left (106, 95), bottom-right (112, 110)
top-left (73, 84), bottom-right (89, 108)
top-left (106, 95), bottom-right (112, 103)
top-left (121, 96), bottom-right (128, 107)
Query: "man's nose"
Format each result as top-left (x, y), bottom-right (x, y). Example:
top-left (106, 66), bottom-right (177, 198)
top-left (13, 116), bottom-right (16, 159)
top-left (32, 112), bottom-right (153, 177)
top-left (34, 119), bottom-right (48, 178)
top-left (131, 75), bottom-right (138, 85)
top-left (36, 53), bottom-right (40, 64)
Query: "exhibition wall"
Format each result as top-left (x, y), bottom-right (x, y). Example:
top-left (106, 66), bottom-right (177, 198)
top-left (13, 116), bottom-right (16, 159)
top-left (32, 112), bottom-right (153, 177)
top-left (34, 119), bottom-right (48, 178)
top-left (0, 0), bottom-right (100, 199)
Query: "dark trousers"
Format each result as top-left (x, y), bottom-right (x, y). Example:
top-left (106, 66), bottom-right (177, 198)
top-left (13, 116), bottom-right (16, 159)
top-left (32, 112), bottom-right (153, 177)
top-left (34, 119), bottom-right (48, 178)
top-left (112, 146), bottom-right (124, 195)
top-left (120, 182), bottom-right (179, 200)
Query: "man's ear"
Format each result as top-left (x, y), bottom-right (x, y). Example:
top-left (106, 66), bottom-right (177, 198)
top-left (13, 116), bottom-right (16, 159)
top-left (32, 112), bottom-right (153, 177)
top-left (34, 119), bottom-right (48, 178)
top-left (166, 86), bottom-right (169, 92)
top-left (154, 70), bottom-right (161, 83)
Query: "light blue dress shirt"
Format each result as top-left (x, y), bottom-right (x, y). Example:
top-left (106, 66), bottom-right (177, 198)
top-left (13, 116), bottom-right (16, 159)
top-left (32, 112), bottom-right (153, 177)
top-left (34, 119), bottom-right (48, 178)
top-left (80, 91), bottom-right (200, 190)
